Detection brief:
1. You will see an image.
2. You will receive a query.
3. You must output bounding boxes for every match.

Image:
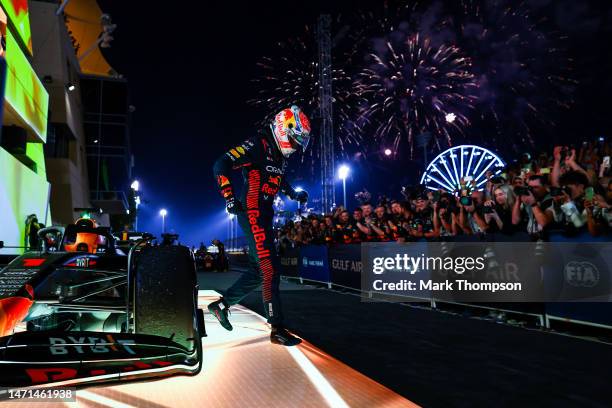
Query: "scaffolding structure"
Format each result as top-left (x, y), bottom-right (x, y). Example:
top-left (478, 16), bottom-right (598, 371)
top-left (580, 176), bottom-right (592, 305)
top-left (317, 14), bottom-right (335, 213)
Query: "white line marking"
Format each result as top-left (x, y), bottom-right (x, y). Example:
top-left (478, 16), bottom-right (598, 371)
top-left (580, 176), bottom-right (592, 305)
top-left (78, 390), bottom-right (136, 408)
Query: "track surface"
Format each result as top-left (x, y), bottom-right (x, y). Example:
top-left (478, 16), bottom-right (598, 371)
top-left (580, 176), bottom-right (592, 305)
top-left (0, 284), bottom-right (412, 408)
top-left (236, 276), bottom-right (612, 408)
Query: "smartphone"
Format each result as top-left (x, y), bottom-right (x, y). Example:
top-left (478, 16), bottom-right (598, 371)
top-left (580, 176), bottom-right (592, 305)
top-left (585, 187), bottom-right (594, 201)
top-left (540, 167), bottom-right (551, 174)
top-left (603, 156), bottom-right (610, 168)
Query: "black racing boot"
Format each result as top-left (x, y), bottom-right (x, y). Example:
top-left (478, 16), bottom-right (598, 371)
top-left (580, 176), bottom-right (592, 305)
top-left (270, 326), bottom-right (302, 346)
top-left (208, 298), bottom-right (233, 331)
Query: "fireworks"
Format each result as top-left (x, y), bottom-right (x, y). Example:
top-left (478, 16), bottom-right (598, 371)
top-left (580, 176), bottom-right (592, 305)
top-left (249, 0), bottom-right (575, 160)
top-left (248, 28), bottom-right (360, 156)
top-left (356, 31), bottom-right (478, 156)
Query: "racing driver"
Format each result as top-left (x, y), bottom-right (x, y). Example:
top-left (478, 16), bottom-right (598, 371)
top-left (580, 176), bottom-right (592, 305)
top-left (209, 105), bottom-right (310, 346)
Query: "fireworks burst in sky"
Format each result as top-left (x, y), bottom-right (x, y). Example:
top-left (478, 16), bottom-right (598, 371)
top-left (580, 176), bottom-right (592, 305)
top-left (250, 0), bottom-right (575, 160)
top-left (356, 30), bottom-right (478, 156)
top-left (248, 27), bottom-right (360, 156)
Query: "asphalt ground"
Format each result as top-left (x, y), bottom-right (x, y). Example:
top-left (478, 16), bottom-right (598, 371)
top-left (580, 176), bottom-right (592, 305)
top-left (199, 270), bottom-right (612, 408)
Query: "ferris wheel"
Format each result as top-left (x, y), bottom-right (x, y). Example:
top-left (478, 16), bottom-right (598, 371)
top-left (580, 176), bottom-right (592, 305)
top-left (420, 145), bottom-right (506, 193)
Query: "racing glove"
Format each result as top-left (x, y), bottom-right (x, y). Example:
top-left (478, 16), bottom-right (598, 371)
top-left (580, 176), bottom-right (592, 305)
top-left (294, 190), bottom-right (309, 204)
top-left (226, 197), bottom-right (243, 215)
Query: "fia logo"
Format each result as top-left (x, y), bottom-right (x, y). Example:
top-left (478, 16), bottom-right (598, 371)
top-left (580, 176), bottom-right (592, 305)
top-left (564, 261), bottom-right (600, 288)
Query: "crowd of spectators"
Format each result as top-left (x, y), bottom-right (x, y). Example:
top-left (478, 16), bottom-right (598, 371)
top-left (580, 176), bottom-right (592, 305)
top-left (276, 141), bottom-right (612, 249)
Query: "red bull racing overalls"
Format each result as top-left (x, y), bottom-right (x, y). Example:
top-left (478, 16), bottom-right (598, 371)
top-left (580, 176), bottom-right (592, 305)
top-left (213, 134), bottom-right (296, 325)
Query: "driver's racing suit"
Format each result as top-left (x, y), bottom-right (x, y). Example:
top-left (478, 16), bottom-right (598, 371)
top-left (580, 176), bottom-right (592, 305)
top-left (213, 133), bottom-right (297, 325)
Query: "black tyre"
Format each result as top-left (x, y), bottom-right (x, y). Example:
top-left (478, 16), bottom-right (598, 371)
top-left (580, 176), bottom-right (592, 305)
top-left (133, 245), bottom-right (202, 366)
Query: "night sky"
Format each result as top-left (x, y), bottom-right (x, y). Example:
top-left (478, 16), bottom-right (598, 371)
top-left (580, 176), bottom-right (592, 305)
top-left (96, 0), bottom-right (612, 246)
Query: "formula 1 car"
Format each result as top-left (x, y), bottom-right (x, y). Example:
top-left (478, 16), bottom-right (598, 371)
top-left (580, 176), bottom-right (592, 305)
top-left (0, 218), bottom-right (204, 388)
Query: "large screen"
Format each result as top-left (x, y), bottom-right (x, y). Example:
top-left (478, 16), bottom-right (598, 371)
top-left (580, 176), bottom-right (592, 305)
top-left (0, 0), bottom-right (31, 54)
top-left (4, 29), bottom-right (48, 142)
top-left (0, 148), bottom-right (51, 255)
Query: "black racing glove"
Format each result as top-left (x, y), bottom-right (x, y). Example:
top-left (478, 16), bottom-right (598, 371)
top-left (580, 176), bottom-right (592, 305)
top-left (295, 190), bottom-right (309, 204)
top-left (226, 198), bottom-right (243, 214)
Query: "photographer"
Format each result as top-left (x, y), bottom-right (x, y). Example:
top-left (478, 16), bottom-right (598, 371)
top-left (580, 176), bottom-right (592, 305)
top-left (512, 176), bottom-right (555, 237)
top-left (584, 192), bottom-right (611, 236)
top-left (481, 185), bottom-right (514, 234)
top-left (438, 194), bottom-right (462, 237)
top-left (458, 193), bottom-right (487, 235)
top-left (557, 170), bottom-right (590, 233)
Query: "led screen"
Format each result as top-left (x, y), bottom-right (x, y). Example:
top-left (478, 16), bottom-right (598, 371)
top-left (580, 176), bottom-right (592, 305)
top-left (4, 29), bottom-right (48, 142)
top-left (0, 149), bottom-right (51, 255)
top-left (0, 0), bottom-right (31, 54)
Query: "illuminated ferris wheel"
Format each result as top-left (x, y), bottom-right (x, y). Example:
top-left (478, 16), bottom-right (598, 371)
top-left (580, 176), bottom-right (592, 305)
top-left (420, 145), bottom-right (506, 193)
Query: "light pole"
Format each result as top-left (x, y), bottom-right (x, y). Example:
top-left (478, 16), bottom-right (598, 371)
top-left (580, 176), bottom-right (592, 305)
top-left (159, 209), bottom-right (167, 234)
top-left (131, 180), bottom-right (140, 231)
top-left (338, 165), bottom-right (350, 209)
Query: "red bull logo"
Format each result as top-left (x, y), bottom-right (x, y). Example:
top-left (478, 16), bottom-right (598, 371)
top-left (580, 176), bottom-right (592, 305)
top-left (247, 210), bottom-right (271, 259)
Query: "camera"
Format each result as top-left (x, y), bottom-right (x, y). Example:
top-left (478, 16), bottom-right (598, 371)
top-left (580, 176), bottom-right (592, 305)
top-left (482, 205), bottom-right (495, 214)
top-left (459, 196), bottom-right (472, 206)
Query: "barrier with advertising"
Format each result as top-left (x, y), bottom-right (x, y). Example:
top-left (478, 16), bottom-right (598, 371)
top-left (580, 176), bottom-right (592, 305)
top-left (279, 247), bottom-right (299, 277)
top-left (545, 230), bottom-right (612, 327)
top-left (298, 245), bottom-right (329, 283)
top-left (328, 244), bottom-right (362, 289)
top-left (276, 235), bottom-right (612, 329)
